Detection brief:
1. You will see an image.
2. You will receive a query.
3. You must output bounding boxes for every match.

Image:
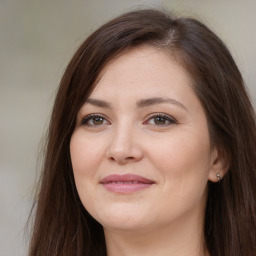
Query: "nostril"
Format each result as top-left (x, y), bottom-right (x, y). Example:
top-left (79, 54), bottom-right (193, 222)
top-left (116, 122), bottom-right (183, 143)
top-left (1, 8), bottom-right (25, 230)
top-left (109, 156), bottom-right (134, 162)
top-left (126, 157), bottom-right (135, 161)
top-left (108, 154), bottom-right (138, 164)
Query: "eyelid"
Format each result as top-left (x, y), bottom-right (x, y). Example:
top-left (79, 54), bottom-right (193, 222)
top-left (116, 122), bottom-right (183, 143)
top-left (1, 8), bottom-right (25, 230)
top-left (80, 113), bottom-right (111, 126)
top-left (143, 112), bottom-right (177, 126)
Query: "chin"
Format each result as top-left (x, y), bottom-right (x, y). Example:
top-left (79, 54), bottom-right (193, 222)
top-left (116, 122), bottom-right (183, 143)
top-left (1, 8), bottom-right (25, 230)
top-left (101, 219), bottom-right (153, 234)
top-left (91, 205), bottom-right (152, 232)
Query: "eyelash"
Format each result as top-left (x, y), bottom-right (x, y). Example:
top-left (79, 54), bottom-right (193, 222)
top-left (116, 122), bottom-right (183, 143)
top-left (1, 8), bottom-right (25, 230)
top-left (80, 113), bottom-right (110, 127)
top-left (80, 113), bottom-right (177, 127)
top-left (144, 113), bottom-right (177, 126)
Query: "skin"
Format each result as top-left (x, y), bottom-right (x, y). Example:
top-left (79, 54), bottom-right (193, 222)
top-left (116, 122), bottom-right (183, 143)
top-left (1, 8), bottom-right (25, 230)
top-left (70, 46), bottom-right (223, 256)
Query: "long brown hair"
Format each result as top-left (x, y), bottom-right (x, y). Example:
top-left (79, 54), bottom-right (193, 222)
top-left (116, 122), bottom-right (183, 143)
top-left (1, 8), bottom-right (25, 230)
top-left (28, 9), bottom-right (256, 256)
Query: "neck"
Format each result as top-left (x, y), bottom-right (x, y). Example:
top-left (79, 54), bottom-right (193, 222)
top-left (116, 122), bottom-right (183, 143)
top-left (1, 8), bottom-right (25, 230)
top-left (104, 209), bottom-right (209, 256)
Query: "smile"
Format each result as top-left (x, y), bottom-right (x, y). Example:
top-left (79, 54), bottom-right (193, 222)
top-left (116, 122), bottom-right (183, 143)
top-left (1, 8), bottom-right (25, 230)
top-left (100, 174), bottom-right (155, 193)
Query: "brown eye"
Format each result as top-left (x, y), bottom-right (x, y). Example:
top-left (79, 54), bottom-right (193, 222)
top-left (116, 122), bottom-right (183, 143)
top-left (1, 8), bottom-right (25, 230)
top-left (144, 113), bottom-right (176, 127)
top-left (153, 116), bottom-right (167, 125)
top-left (92, 116), bottom-right (104, 125)
top-left (80, 114), bottom-right (110, 127)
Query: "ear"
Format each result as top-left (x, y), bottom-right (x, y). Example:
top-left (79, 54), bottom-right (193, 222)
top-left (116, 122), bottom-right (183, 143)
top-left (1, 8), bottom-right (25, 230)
top-left (208, 147), bottom-right (229, 182)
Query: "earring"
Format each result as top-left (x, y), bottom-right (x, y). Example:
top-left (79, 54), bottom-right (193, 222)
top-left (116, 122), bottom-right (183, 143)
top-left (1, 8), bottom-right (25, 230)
top-left (217, 173), bottom-right (221, 182)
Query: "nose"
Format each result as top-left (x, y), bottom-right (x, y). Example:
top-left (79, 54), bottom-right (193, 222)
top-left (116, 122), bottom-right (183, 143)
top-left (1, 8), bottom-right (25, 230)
top-left (106, 124), bottom-right (143, 164)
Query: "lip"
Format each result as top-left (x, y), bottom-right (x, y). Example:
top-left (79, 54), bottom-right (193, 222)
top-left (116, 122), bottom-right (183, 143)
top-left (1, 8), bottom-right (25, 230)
top-left (100, 174), bottom-right (155, 194)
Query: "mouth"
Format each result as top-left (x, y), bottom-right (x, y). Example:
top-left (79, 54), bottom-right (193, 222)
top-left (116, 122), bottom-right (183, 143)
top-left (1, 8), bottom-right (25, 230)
top-left (100, 174), bottom-right (155, 194)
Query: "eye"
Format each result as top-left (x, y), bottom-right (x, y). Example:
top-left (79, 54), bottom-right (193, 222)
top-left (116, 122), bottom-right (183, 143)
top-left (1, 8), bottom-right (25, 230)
top-left (144, 113), bottom-right (177, 126)
top-left (80, 114), bottom-right (110, 127)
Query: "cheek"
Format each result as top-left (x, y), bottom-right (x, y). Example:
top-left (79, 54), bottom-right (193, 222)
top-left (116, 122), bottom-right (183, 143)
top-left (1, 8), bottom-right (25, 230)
top-left (70, 132), bottom-right (103, 209)
top-left (70, 132), bottom-right (105, 175)
top-left (70, 132), bottom-right (106, 199)
top-left (147, 129), bottom-right (212, 189)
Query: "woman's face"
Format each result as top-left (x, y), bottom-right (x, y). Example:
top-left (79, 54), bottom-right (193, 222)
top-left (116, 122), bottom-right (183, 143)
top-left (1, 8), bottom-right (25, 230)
top-left (70, 46), bottom-right (219, 234)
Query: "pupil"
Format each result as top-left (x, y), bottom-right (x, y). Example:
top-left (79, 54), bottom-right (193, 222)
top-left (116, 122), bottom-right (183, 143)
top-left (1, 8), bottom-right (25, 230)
top-left (93, 117), bottom-right (103, 125)
top-left (155, 117), bottom-right (165, 125)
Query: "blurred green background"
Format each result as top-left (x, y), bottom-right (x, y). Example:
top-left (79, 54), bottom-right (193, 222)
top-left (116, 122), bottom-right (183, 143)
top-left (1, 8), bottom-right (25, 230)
top-left (0, 0), bottom-right (255, 255)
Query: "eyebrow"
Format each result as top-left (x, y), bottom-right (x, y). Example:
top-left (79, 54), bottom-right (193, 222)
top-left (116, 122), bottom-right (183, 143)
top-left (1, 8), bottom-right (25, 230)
top-left (85, 97), bottom-right (187, 111)
top-left (85, 98), bottom-right (111, 108)
top-left (136, 97), bottom-right (187, 110)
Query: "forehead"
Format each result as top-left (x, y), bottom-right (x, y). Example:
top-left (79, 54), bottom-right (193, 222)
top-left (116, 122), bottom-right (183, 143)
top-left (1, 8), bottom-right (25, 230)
top-left (90, 45), bottom-right (194, 101)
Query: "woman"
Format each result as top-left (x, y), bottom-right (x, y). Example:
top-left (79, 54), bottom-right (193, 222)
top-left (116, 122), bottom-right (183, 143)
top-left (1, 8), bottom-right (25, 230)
top-left (28, 9), bottom-right (256, 256)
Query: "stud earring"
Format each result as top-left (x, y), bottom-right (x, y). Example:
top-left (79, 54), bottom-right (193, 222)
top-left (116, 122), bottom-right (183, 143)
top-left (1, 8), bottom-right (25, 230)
top-left (217, 173), bottom-right (221, 182)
